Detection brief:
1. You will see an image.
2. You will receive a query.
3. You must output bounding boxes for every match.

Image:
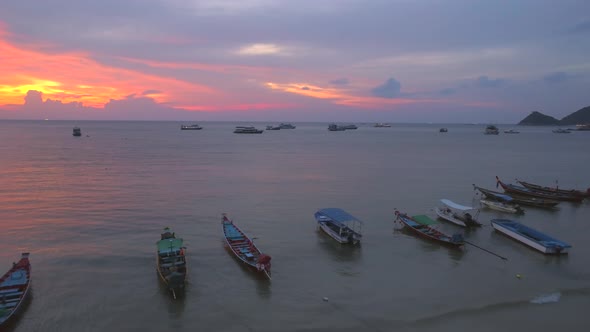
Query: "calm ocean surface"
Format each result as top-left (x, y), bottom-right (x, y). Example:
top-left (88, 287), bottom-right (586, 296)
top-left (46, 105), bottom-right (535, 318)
top-left (1, 120), bottom-right (589, 332)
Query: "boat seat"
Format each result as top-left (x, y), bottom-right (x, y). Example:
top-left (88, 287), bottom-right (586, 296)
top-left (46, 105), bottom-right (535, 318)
top-left (2, 297), bottom-right (20, 303)
top-left (404, 220), bottom-right (420, 227)
top-left (0, 289), bottom-right (23, 296)
top-left (1, 301), bottom-right (18, 308)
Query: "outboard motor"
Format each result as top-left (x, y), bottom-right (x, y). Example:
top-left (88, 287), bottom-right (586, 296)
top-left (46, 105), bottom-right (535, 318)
top-left (451, 233), bottom-right (464, 244)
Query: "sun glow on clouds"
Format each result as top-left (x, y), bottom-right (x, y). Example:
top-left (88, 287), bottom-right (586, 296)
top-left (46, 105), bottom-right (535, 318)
top-left (0, 26), bottom-right (216, 109)
top-left (237, 43), bottom-right (287, 56)
top-left (265, 82), bottom-right (424, 109)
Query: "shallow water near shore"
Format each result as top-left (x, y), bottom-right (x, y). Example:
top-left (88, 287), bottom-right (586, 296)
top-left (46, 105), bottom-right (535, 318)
top-left (1, 120), bottom-right (589, 331)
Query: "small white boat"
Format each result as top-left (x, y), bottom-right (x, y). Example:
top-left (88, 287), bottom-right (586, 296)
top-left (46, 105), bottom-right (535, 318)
top-left (491, 219), bottom-right (571, 255)
top-left (484, 125), bottom-right (499, 135)
top-left (552, 128), bottom-right (570, 134)
top-left (374, 123), bottom-right (392, 128)
top-left (234, 126), bottom-right (263, 134)
top-left (435, 199), bottom-right (481, 227)
top-left (180, 124), bottom-right (202, 130)
top-left (480, 199), bottom-right (523, 214)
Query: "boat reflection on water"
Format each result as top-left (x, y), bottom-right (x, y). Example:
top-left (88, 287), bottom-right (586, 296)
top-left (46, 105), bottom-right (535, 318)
top-left (316, 229), bottom-right (362, 263)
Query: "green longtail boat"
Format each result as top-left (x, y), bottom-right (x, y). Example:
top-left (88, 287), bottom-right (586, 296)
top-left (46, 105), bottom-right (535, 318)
top-left (156, 227), bottom-right (187, 298)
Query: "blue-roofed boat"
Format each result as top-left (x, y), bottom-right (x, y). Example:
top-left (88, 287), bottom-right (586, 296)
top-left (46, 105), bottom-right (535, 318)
top-left (314, 208), bottom-right (363, 245)
top-left (394, 211), bottom-right (464, 249)
top-left (222, 214), bottom-right (271, 280)
top-left (473, 184), bottom-right (559, 209)
top-left (156, 228), bottom-right (187, 298)
top-left (0, 253), bottom-right (31, 327)
top-left (491, 219), bottom-right (571, 255)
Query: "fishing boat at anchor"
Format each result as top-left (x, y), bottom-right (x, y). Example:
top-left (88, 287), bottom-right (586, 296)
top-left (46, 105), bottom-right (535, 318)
top-left (234, 126), bottom-right (264, 134)
top-left (473, 184), bottom-right (559, 209)
top-left (156, 228), bottom-right (187, 298)
top-left (72, 127), bottom-right (81, 137)
top-left (516, 179), bottom-right (590, 199)
top-left (434, 199), bottom-right (482, 227)
top-left (484, 125), bottom-right (499, 135)
top-left (314, 208), bottom-right (363, 245)
top-left (0, 253), bottom-right (31, 327)
top-left (279, 123), bottom-right (296, 129)
top-left (491, 219), bottom-right (571, 255)
top-left (394, 211), bottom-right (464, 248)
top-left (480, 199), bottom-right (524, 214)
top-left (222, 214), bottom-right (272, 280)
top-left (496, 176), bottom-right (584, 203)
top-left (180, 124), bottom-right (203, 130)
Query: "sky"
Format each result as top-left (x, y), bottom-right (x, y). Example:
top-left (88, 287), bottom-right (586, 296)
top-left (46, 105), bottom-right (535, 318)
top-left (1, 0), bottom-right (589, 123)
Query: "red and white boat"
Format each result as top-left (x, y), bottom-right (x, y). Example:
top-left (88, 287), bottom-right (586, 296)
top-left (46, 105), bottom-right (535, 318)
top-left (222, 214), bottom-right (271, 280)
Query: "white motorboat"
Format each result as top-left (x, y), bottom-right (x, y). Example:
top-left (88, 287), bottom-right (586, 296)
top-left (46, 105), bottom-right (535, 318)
top-left (435, 199), bottom-right (481, 227)
top-left (480, 199), bottom-right (524, 214)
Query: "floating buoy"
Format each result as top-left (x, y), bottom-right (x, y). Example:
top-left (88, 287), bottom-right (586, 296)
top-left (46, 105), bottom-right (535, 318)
top-left (323, 297), bottom-right (329, 302)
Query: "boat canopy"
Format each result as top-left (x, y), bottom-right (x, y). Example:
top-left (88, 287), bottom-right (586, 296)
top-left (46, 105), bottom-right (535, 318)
top-left (157, 238), bottom-right (184, 254)
top-left (440, 199), bottom-right (474, 211)
top-left (412, 215), bottom-right (438, 225)
top-left (317, 208), bottom-right (364, 227)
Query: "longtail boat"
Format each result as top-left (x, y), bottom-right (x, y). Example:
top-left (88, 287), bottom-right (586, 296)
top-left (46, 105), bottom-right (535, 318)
top-left (314, 208), bottom-right (363, 245)
top-left (434, 199), bottom-right (482, 227)
top-left (156, 227), bottom-right (187, 299)
top-left (495, 176), bottom-right (583, 203)
top-left (0, 253), bottom-right (31, 327)
top-left (222, 214), bottom-right (272, 280)
top-left (516, 179), bottom-right (589, 199)
top-left (394, 211), bottom-right (464, 249)
top-left (480, 199), bottom-right (524, 214)
top-left (491, 219), bottom-right (571, 255)
top-left (473, 184), bottom-right (559, 208)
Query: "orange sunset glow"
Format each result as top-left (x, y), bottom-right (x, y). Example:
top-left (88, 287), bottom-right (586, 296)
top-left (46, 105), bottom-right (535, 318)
top-left (0, 22), bottom-right (430, 118)
top-left (0, 26), bottom-right (217, 109)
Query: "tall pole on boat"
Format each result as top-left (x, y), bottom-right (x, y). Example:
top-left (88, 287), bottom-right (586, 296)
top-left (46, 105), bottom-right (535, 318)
top-left (464, 241), bottom-right (508, 261)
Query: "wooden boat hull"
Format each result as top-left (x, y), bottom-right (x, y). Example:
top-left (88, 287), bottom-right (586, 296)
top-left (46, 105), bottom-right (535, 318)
top-left (517, 180), bottom-right (589, 199)
top-left (222, 215), bottom-right (271, 280)
top-left (474, 185), bottom-right (559, 208)
top-left (156, 229), bottom-right (187, 297)
top-left (491, 220), bottom-right (570, 255)
top-left (395, 212), bottom-right (463, 249)
top-left (156, 256), bottom-right (187, 291)
top-left (496, 177), bottom-right (584, 202)
top-left (480, 199), bottom-right (523, 214)
top-left (0, 253), bottom-right (31, 327)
